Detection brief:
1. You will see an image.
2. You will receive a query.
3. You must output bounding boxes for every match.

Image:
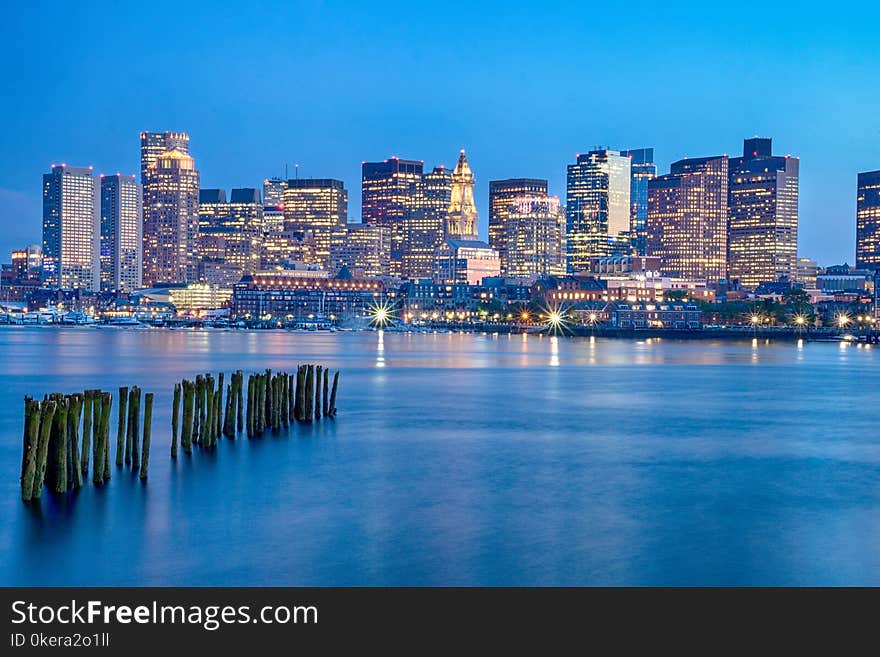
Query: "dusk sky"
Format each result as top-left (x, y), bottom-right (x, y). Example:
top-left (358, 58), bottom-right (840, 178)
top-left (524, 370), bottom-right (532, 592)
top-left (1, 0), bottom-right (878, 265)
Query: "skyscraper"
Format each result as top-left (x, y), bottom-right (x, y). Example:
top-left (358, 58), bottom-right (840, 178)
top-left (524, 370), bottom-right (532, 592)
top-left (282, 178), bottom-right (347, 268)
top-left (566, 149), bottom-right (632, 272)
top-left (647, 156), bottom-right (729, 283)
top-left (488, 178), bottom-right (548, 273)
top-left (99, 174), bottom-right (142, 292)
top-left (331, 224), bottom-right (391, 279)
top-left (504, 195), bottom-right (566, 279)
top-left (198, 189), bottom-right (229, 230)
top-left (856, 170), bottom-right (880, 270)
top-left (42, 164), bottom-right (99, 291)
top-left (620, 148), bottom-right (656, 256)
top-left (446, 150), bottom-right (480, 240)
top-left (727, 137), bottom-right (799, 289)
top-left (142, 147), bottom-right (200, 284)
top-left (263, 177), bottom-right (288, 207)
top-left (402, 166), bottom-right (452, 280)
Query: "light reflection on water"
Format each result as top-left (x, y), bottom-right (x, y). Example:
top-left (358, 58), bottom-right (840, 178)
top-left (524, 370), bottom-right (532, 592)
top-left (0, 326), bottom-right (879, 586)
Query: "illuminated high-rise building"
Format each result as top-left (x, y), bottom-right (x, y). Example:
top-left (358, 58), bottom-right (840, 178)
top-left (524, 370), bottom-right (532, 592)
top-left (620, 148), bottom-right (656, 256)
top-left (647, 156), bottom-right (728, 284)
top-left (263, 177), bottom-right (287, 207)
top-left (362, 157), bottom-right (423, 274)
top-left (445, 150), bottom-right (480, 240)
top-left (727, 137), bottom-right (799, 289)
top-left (282, 178), bottom-right (347, 268)
top-left (11, 245), bottom-right (42, 281)
top-left (99, 174), bottom-right (142, 292)
top-left (566, 149), bottom-right (632, 272)
top-left (488, 178), bottom-right (548, 273)
top-left (504, 195), bottom-right (566, 279)
top-left (856, 170), bottom-right (880, 270)
top-left (140, 131), bottom-right (189, 179)
top-left (142, 147), bottom-right (200, 284)
top-left (42, 164), bottom-right (99, 291)
top-left (330, 224), bottom-right (391, 279)
top-left (198, 189), bottom-right (228, 229)
top-left (402, 166), bottom-right (452, 280)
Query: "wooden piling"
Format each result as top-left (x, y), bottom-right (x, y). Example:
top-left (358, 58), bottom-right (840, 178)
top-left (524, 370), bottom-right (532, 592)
top-left (329, 370), bottom-right (339, 416)
top-left (305, 365), bottom-right (315, 421)
top-left (288, 371), bottom-right (295, 424)
top-left (102, 393), bottom-right (112, 483)
top-left (236, 370), bottom-right (244, 434)
top-left (68, 394), bottom-right (83, 489)
top-left (116, 386), bottom-right (128, 467)
top-left (295, 366), bottom-right (305, 421)
top-left (125, 387), bottom-right (135, 465)
top-left (32, 400), bottom-right (57, 499)
top-left (181, 379), bottom-right (194, 454)
top-left (20, 398), bottom-right (40, 501)
top-left (322, 368), bottom-right (329, 417)
top-left (171, 382), bottom-right (180, 458)
top-left (246, 374), bottom-right (254, 437)
top-left (140, 393), bottom-right (153, 479)
top-left (49, 397), bottom-right (69, 494)
top-left (131, 387), bottom-right (141, 470)
top-left (91, 391), bottom-right (102, 475)
top-left (315, 365), bottom-right (323, 420)
top-left (95, 392), bottom-right (111, 484)
top-left (81, 390), bottom-right (93, 476)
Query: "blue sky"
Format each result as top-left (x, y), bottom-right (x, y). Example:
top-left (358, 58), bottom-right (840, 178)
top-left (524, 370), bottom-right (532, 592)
top-left (1, 0), bottom-right (878, 265)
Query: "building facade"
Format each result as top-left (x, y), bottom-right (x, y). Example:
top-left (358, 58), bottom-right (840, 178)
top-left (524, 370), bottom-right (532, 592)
top-left (141, 132), bottom-right (199, 285)
top-left (99, 174), bottom-right (142, 292)
top-left (647, 155), bottom-right (729, 284)
top-left (566, 149), bottom-right (632, 271)
top-left (727, 137), bottom-right (799, 289)
top-left (42, 164), bottom-right (99, 291)
top-left (445, 150), bottom-right (480, 240)
top-left (330, 223), bottom-right (390, 279)
top-left (282, 178), bottom-right (347, 269)
top-left (503, 196), bottom-right (566, 278)
top-left (434, 239), bottom-right (501, 285)
top-left (488, 178), bottom-right (548, 271)
top-left (856, 170), bottom-right (880, 270)
top-left (401, 166), bottom-right (451, 280)
top-left (620, 148), bottom-right (656, 256)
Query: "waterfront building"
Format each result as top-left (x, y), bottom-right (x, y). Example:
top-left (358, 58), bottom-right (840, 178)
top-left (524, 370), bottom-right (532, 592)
top-left (647, 155), bottom-right (729, 284)
top-left (42, 164), bottom-right (99, 291)
top-left (138, 282), bottom-right (232, 312)
top-left (231, 269), bottom-right (384, 322)
top-left (620, 148), bottom-right (656, 255)
top-left (727, 137), bottom-right (799, 289)
top-left (566, 149), bottom-right (632, 271)
top-left (282, 178), bottom-right (347, 268)
top-left (445, 150), bottom-right (480, 240)
top-left (362, 157), bottom-right (423, 275)
top-left (11, 245), bottom-right (43, 281)
top-left (260, 230), bottom-right (317, 270)
top-left (142, 138), bottom-right (200, 285)
top-left (856, 170), bottom-right (880, 270)
top-left (503, 195), bottom-right (566, 278)
top-left (99, 174), bottom-right (142, 292)
top-left (609, 301), bottom-right (702, 329)
top-left (401, 166), bottom-right (452, 280)
top-left (488, 178), bottom-right (548, 271)
top-left (330, 223), bottom-right (391, 279)
top-left (434, 239), bottom-right (501, 285)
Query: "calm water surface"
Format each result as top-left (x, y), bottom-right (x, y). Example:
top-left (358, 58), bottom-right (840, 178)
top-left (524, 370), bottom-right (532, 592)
top-left (1, 327), bottom-right (878, 585)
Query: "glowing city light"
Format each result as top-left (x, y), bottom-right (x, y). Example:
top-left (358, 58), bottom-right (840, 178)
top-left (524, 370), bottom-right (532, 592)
top-left (794, 315), bottom-right (806, 326)
top-left (369, 299), bottom-right (396, 328)
top-left (837, 313), bottom-right (851, 328)
top-left (750, 314), bottom-right (761, 325)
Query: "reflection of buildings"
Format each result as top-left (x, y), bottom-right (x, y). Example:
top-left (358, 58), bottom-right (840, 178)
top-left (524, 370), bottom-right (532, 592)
top-left (566, 149), bottom-right (632, 271)
top-left (856, 170), bottom-right (880, 270)
top-left (727, 137), bottom-right (799, 289)
top-left (231, 269), bottom-right (383, 321)
top-left (42, 164), bottom-right (99, 291)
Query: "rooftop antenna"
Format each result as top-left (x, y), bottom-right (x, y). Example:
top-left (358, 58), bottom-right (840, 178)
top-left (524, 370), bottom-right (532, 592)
top-left (295, 163), bottom-right (299, 180)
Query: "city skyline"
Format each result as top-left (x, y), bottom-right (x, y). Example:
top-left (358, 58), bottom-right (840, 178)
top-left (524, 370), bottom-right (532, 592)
top-left (1, 2), bottom-right (878, 265)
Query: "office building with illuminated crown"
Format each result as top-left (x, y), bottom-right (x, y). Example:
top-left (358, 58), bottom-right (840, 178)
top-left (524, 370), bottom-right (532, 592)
top-left (445, 150), bottom-right (480, 240)
top-left (402, 166), bottom-right (452, 280)
top-left (566, 149), bottom-right (632, 272)
top-left (99, 174), bottom-right (142, 292)
top-left (856, 170), bottom-right (880, 270)
top-left (488, 178), bottom-right (548, 272)
top-left (504, 195), bottom-right (566, 278)
top-left (141, 131), bottom-right (199, 285)
top-left (647, 156), bottom-right (728, 284)
top-left (727, 137), bottom-right (799, 289)
top-left (362, 157), bottom-right (423, 275)
top-left (282, 178), bottom-right (347, 269)
top-left (620, 148), bottom-right (656, 256)
top-left (42, 164), bottom-right (99, 291)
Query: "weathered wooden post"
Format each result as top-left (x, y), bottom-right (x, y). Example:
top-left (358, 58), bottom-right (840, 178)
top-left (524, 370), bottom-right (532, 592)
top-left (288, 371), bottom-right (296, 424)
top-left (305, 365), bottom-right (314, 421)
top-left (322, 368), bottom-right (329, 417)
top-left (125, 387), bottom-right (135, 465)
top-left (49, 397), bottom-right (69, 494)
top-left (194, 375), bottom-right (204, 445)
top-left (212, 388), bottom-right (221, 445)
top-left (236, 370), bottom-right (244, 434)
top-left (91, 391), bottom-right (102, 474)
top-left (32, 400), bottom-right (57, 499)
top-left (139, 393), bottom-right (153, 479)
top-left (130, 387), bottom-right (141, 470)
top-left (20, 398), bottom-right (40, 501)
top-left (95, 392), bottom-right (112, 484)
top-left (101, 393), bottom-right (112, 483)
top-left (281, 373), bottom-right (289, 428)
top-left (329, 370), bottom-right (339, 417)
top-left (181, 379), bottom-right (194, 454)
top-left (314, 365), bottom-right (323, 420)
top-left (171, 382), bottom-right (181, 458)
top-left (246, 374), bottom-right (254, 437)
top-left (81, 390), bottom-right (93, 476)
top-left (68, 394), bottom-right (83, 488)
top-left (116, 386), bottom-right (128, 467)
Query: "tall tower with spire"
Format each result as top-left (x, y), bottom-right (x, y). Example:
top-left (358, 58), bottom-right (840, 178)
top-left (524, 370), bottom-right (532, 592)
top-left (445, 149), bottom-right (479, 239)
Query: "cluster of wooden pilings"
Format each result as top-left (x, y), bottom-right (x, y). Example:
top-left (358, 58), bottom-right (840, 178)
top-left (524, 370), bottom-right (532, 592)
top-left (20, 387), bottom-right (154, 501)
top-left (170, 365), bottom-right (339, 455)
